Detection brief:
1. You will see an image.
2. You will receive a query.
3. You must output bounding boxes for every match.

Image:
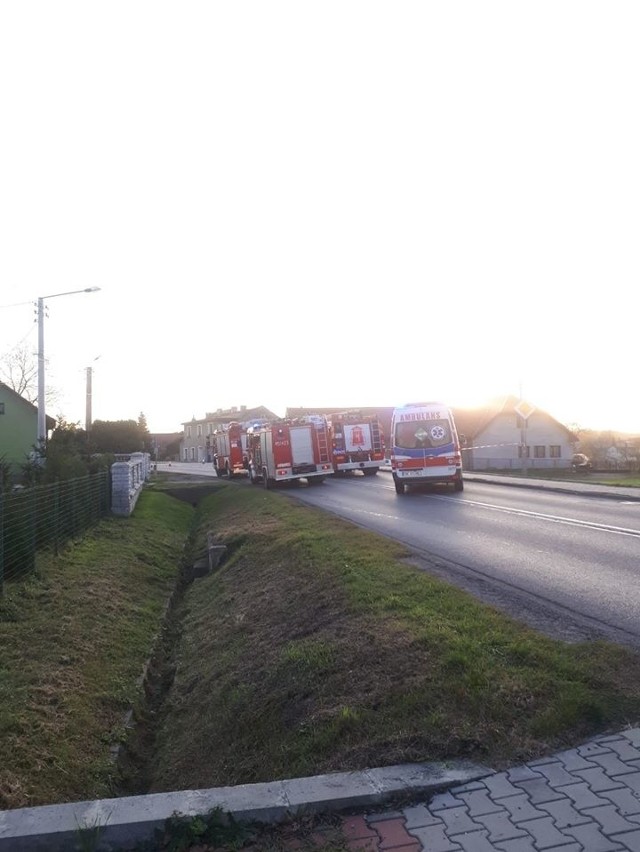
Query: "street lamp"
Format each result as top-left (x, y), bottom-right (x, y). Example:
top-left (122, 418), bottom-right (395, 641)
top-left (37, 287), bottom-right (101, 448)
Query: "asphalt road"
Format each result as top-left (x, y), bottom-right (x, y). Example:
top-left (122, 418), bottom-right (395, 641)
top-left (154, 463), bottom-right (640, 649)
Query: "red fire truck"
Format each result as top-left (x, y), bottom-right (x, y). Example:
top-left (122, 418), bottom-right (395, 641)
top-left (327, 410), bottom-right (385, 476)
top-left (245, 416), bottom-right (333, 488)
top-left (212, 421), bottom-right (248, 478)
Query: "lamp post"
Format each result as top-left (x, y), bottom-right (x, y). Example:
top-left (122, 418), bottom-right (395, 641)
top-left (37, 287), bottom-right (101, 448)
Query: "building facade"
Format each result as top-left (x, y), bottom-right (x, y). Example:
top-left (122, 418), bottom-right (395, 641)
top-left (180, 405), bottom-right (279, 463)
top-left (0, 382), bottom-right (55, 476)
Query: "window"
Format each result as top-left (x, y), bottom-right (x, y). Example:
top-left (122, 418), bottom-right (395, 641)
top-left (0, 402), bottom-right (4, 415)
top-left (550, 445), bottom-right (561, 458)
top-left (190, 446), bottom-right (195, 460)
top-left (518, 445), bottom-right (530, 458)
top-left (197, 424), bottom-right (202, 437)
top-left (186, 425), bottom-right (192, 438)
top-left (534, 446), bottom-right (546, 458)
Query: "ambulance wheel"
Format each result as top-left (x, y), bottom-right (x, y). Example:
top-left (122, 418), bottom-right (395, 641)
top-left (393, 477), bottom-right (405, 495)
top-left (262, 468), bottom-right (272, 489)
top-left (453, 476), bottom-right (464, 492)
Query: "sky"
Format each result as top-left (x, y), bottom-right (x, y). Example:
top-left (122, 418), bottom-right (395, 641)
top-left (1, 2), bottom-right (638, 436)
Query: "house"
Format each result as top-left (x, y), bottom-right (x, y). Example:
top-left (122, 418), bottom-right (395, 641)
top-left (0, 382), bottom-right (56, 477)
top-left (180, 405), bottom-right (280, 463)
top-left (453, 396), bottom-right (577, 471)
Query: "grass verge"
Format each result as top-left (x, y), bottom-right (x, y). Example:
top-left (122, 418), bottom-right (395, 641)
top-left (0, 489), bottom-right (193, 809)
top-left (143, 482), bottom-right (640, 793)
top-left (3, 476), bottom-right (640, 821)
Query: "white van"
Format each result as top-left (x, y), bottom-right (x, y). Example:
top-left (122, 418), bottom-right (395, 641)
top-left (390, 402), bottom-right (464, 495)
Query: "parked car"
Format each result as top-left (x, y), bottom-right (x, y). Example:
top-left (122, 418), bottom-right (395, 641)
top-left (571, 453), bottom-right (592, 472)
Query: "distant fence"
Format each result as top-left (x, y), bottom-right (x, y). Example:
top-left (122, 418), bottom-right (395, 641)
top-left (0, 471), bottom-right (111, 593)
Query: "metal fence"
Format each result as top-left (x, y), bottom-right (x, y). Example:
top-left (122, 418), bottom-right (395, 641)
top-left (0, 471), bottom-right (111, 592)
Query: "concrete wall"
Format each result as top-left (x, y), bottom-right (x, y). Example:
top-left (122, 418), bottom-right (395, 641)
top-left (111, 453), bottom-right (151, 516)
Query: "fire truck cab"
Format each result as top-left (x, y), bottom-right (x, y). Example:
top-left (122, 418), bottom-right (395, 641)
top-left (327, 411), bottom-right (385, 476)
top-left (246, 416), bottom-right (333, 488)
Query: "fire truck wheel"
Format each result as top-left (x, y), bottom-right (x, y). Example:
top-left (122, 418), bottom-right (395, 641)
top-left (225, 464), bottom-right (233, 479)
top-left (363, 468), bottom-right (378, 476)
top-left (393, 477), bottom-right (406, 495)
top-left (215, 467), bottom-right (224, 478)
top-left (249, 467), bottom-right (257, 485)
top-left (308, 476), bottom-right (325, 485)
top-left (262, 468), bottom-right (272, 489)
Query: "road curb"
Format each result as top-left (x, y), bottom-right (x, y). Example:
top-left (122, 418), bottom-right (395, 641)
top-left (0, 761), bottom-right (494, 851)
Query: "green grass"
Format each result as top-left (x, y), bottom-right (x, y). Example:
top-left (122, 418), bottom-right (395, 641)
top-left (3, 477), bottom-right (640, 822)
top-left (142, 484), bottom-right (640, 794)
top-left (0, 489), bottom-right (194, 809)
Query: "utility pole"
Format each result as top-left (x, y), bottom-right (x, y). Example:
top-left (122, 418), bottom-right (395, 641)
top-left (85, 356), bottom-right (101, 435)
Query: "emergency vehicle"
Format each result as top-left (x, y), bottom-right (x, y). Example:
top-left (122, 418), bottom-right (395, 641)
top-left (390, 402), bottom-right (464, 494)
top-left (327, 410), bottom-right (385, 476)
top-left (245, 415), bottom-right (333, 488)
top-left (212, 421), bottom-right (248, 478)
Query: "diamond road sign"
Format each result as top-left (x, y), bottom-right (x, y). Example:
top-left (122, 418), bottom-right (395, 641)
top-left (515, 400), bottom-right (536, 420)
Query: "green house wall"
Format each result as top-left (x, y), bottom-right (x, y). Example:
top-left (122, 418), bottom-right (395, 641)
top-left (0, 384), bottom-right (38, 471)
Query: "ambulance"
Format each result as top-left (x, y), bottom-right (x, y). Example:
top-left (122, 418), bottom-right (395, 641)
top-left (390, 402), bottom-right (464, 494)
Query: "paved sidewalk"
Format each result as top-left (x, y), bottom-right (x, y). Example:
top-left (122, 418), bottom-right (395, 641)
top-left (295, 728), bottom-right (640, 852)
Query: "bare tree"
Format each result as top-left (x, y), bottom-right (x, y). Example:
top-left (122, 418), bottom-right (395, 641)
top-left (0, 344), bottom-right (60, 411)
top-left (0, 344), bottom-right (38, 402)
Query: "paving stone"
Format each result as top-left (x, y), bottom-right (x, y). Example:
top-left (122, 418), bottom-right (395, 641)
top-left (473, 811), bottom-right (528, 842)
top-left (561, 821), bottom-right (625, 851)
top-left (559, 781), bottom-right (611, 810)
top-left (493, 839), bottom-right (538, 852)
top-left (582, 804), bottom-right (640, 835)
top-left (511, 777), bottom-right (566, 804)
top-left (606, 829), bottom-right (640, 851)
top-left (574, 767), bottom-right (626, 792)
top-left (621, 729), bottom-right (640, 748)
top-left (455, 782), bottom-right (491, 793)
top-left (499, 794), bottom-right (547, 824)
top-left (516, 816), bottom-right (573, 849)
top-left (456, 789), bottom-right (506, 816)
top-left (605, 742), bottom-right (640, 763)
top-left (579, 741), bottom-right (618, 759)
top-left (537, 798), bottom-right (592, 828)
top-left (483, 775), bottom-right (523, 800)
top-left (591, 754), bottom-right (640, 777)
top-left (373, 817), bottom-right (419, 850)
top-left (507, 767), bottom-right (544, 783)
top-left (600, 788), bottom-right (640, 816)
top-left (554, 749), bottom-right (599, 772)
top-left (617, 774), bottom-right (640, 796)
top-left (342, 815), bottom-right (380, 841)
top-left (430, 792), bottom-right (466, 811)
top-left (439, 805), bottom-right (485, 835)
top-left (402, 804), bottom-right (444, 830)
top-left (454, 829), bottom-right (499, 852)
top-left (533, 761), bottom-right (581, 788)
top-left (406, 823), bottom-right (462, 851)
